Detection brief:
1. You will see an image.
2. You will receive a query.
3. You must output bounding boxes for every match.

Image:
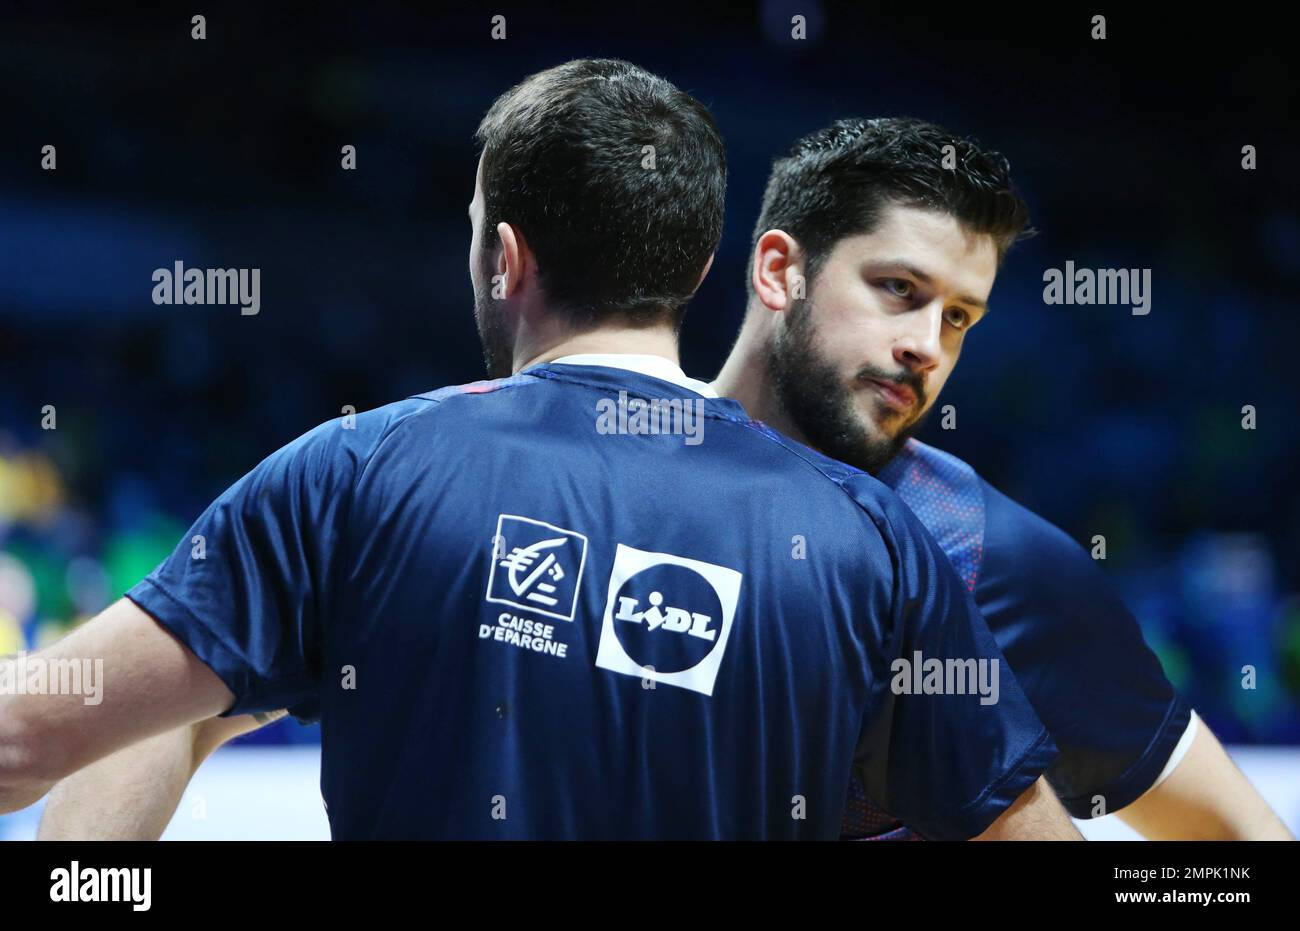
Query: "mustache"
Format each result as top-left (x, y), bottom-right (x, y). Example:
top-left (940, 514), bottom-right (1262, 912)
top-left (855, 363), bottom-right (927, 410)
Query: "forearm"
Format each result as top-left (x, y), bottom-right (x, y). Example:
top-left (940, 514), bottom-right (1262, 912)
top-left (0, 598), bottom-right (236, 816)
top-left (1121, 776), bottom-right (1291, 840)
top-left (0, 680), bottom-right (58, 812)
top-left (0, 756), bottom-right (55, 815)
top-left (1118, 715), bottom-right (1294, 840)
top-left (37, 726), bottom-right (200, 840)
top-left (37, 711), bottom-right (279, 840)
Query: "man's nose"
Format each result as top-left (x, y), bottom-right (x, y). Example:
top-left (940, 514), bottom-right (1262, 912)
top-left (891, 303), bottom-right (943, 373)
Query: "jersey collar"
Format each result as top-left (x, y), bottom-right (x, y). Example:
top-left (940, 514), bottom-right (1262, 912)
top-left (546, 353), bottom-right (718, 398)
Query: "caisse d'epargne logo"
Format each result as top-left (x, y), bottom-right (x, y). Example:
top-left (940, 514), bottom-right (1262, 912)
top-left (486, 514), bottom-right (588, 621)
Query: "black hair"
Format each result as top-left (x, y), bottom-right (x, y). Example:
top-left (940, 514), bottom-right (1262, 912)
top-left (752, 116), bottom-right (1031, 287)
top-left (475, 59), bottom-right (726, 328)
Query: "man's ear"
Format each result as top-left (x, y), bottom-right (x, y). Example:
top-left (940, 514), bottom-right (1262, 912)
top-left (751, 230), bottom-right (803, 313)
top-left (496, 221), bottom-right (529, 299)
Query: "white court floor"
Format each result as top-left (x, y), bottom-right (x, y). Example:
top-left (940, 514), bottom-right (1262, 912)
top-left (3, 745), bottom-right (1297, 840)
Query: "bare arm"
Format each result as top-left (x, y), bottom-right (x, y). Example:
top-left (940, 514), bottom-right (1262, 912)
top-left (0, 598), bottom-right (237, 813)
top-left (973, 776), bottom-right (1084, 840)
top-left (36, 711), bottom-right (281, 840)
top-left (1117, 715), bottom-right (1293, 840)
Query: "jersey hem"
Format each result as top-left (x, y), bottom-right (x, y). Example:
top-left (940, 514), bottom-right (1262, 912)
top-left (938, 725), bottom-right (1060, 839)
top-left (1054, 695), bottom-right (1193, 819)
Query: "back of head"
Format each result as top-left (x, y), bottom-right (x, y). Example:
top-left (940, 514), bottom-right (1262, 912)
top-left (751, 116), bottom-right (1030, 287)
top-left (475, 59), bottom-right (726, 329)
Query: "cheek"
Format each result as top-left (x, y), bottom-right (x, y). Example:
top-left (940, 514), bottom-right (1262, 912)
top-left (807, 292), bottom-right (872, 357)
top-left (469, 238), bottom-right (483, 289)
top-left (923, 356), bottom-right (958, 408)
top-left (806, 316), bottom-right (864, 375)
top-left (809, 279), bottom-right (896, 363)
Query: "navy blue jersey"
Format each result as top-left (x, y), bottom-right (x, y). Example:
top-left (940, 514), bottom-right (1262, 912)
top-left (841, 439), bottom-right (1191, 838)
top-left (127, 361), bottom-right (1054, 840)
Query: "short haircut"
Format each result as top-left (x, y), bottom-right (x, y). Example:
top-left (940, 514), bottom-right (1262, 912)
top-left (752, 117), bottom-right (1031, 287)
top-left (475, 59), bottom-right (726, 328)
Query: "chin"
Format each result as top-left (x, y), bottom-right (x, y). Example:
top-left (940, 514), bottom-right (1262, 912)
top-left (854, 405), bottom-right (893, 439)
top-left (861, 411), bottom-right (913, 445)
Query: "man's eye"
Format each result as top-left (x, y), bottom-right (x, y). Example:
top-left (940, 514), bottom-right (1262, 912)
top-left (882, 279), bottom-right (913, 299)
top-left (944, 307), bottom-right (970, 329)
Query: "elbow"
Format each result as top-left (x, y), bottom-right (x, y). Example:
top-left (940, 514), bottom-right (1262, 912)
top-left (0, 700), bottom-right (65, 812)
top-left (0, 745), bottom-right (40, 814)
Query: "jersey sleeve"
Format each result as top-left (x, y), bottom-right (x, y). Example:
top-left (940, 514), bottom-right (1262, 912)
top-left (846, 475), bottom-right (1059, 840)
top-left (286, 698), bottom-right (322, 724)
top-left (125, 405), bottom-right (419, 718)
top-left (978, 482), bottom-right (1191, 818)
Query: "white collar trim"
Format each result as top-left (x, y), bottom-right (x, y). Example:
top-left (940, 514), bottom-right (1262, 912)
top-left (548, 353), bottom-right (718, 398)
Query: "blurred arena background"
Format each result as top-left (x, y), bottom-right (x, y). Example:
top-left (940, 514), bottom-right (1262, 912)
top-left (2, 4), bottom-right (1297, 838)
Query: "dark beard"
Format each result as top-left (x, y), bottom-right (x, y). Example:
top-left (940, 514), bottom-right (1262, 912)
top-left (473, 275), bottom-right (514, 380)
top-left (763, 298), bottom-right (928, 475)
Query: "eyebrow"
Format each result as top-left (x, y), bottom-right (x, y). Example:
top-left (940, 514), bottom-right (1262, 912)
top-left (877, 260), bottom-right (989, 313)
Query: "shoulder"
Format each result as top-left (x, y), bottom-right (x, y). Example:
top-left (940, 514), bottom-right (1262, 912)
top-left (408, 372), bottom-right (541, 406)
top-left (249, 376), bottom-right (538, 493)
top-left (740, 420), bottom-right (916, 536)
top-left (309, 374), bottom-right (544, 468)
top-left (973, 470), bottom-right (1145, 660)
top-left (979, 478), bottom-right (1100, 595)
top-left (880, 439), bottom-right (982, 490)
top-left (878, 440), bottom-right (987, 592)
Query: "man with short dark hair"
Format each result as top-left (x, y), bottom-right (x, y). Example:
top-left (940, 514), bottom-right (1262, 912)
top-left (9, 65), bottom-right (1077, 840)
top-left (471, 58), bottom-right (726, 344)
top-left (715, 116), bottom-right (1291, 840)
